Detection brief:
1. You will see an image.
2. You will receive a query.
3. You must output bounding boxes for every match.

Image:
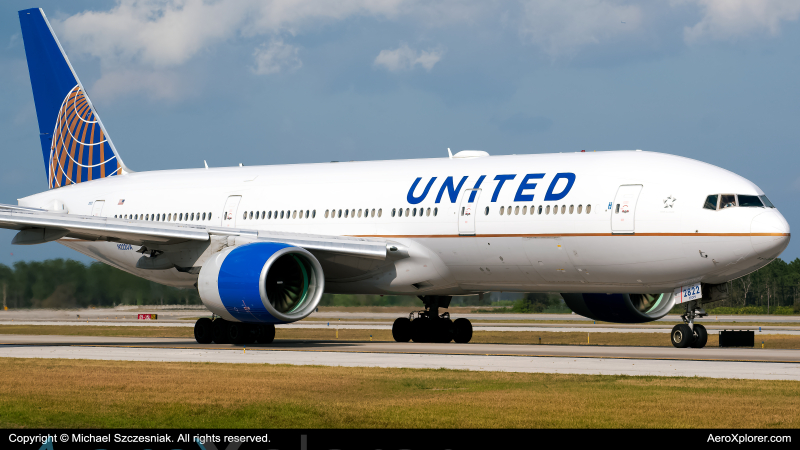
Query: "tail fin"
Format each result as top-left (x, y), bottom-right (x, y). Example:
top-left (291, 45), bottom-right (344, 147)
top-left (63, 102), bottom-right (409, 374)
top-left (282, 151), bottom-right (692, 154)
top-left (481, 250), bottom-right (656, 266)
top-left (18, 8), bottom-right (129, 189)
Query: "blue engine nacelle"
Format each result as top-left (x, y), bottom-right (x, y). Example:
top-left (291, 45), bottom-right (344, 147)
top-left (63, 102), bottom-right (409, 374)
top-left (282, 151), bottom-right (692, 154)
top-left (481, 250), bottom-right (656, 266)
top-left (198, 242), bottom-right (325, 324)
top-left (561, 292), bottom-right (676, 323)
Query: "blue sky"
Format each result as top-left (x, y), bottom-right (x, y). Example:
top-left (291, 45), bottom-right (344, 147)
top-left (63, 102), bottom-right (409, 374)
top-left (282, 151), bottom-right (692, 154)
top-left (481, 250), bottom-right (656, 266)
top-left (1, 0), bottom-right (799, 266)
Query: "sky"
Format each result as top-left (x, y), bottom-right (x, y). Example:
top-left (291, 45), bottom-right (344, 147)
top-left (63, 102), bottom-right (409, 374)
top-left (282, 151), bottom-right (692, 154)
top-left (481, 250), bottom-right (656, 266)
top-left (1, 0), bottom-right (799, 267)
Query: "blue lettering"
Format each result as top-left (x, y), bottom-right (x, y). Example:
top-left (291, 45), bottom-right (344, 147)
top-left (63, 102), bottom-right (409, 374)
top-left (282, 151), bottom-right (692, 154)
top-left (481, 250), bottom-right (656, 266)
top-left (544, 173), bottom-right (576, 201)
top-left (468, 175), bottom-right (486, 203)
top-left (435, 176), bottom-right (469, 204)
top-left (514, 173), bottom-right (545, 202)
top-left (491, 174), bottom-right (516, 202)
top-left (407, 177), bottom-right (437, 204)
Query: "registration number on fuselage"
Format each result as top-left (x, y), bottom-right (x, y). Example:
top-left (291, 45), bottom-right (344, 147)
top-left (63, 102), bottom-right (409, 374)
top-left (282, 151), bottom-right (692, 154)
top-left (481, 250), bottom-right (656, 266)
top-left (674, 282), bottom-right (702, 303)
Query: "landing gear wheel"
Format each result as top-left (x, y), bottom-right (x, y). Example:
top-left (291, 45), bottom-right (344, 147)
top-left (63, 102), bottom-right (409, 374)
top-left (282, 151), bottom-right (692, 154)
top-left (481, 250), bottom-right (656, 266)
top-left (254, 324), bottom-right (275, 344)
top-left (228, 322), bottom-right (249, 345)
top-left (671, 324), bottom-right (694, 348)
top-left (212, 318), bottom-right (231, 344)
top-left (436, 318), bottom-right (454, 343)
top-left (411, 319), bottom-right (431, 343)
top-left (453, 318), bottom-right (473, 343)
top-left (392, 318), bottom-right (412, 342)
top-left (194, 318), bottom-right (213, 344)
top-left (691, 324), bottom-right (708, 348)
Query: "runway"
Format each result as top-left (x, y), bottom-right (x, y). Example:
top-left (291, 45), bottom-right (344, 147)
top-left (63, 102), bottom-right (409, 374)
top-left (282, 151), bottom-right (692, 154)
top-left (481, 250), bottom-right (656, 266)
top-left (1, 334), bottom-right (798, 380)
top-left (3, 320), bottom-right (799, 335)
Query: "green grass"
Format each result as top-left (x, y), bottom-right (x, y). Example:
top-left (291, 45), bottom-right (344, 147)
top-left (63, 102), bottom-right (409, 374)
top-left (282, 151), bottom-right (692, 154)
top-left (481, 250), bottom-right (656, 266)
top-left (0, 358), bottom-right (798, 428)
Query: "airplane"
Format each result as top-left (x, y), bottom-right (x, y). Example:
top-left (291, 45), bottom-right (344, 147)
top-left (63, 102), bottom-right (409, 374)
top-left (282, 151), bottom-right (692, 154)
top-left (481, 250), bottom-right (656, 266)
top-left (1, 8), bottom-right (790, 349)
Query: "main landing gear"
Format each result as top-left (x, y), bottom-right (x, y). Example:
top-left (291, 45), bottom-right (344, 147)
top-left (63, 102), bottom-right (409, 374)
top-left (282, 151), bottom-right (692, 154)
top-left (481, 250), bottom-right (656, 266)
top-left (193, 317), bottom-right (275, 345)
top-left (391, 295), bottom-right (473, 343)
top-left (671, 300), bottom-right (708, 348)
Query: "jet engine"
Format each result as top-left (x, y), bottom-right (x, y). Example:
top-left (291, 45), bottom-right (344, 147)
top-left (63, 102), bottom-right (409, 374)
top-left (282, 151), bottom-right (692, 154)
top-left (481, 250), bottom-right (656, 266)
top-left (561, 292), bottom-right (676, 323)
top-left (198, 242), bottom-right (324, 323)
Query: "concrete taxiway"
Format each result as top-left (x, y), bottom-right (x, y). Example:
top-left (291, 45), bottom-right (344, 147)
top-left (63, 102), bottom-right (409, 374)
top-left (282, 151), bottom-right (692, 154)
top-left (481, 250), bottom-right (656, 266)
top-left (1, 334), bottom-right (798, 380)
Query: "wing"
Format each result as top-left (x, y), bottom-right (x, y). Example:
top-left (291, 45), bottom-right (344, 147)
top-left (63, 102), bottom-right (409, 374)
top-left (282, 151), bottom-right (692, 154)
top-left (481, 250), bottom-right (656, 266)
top-left (0, 203), bottom-right (391, 260)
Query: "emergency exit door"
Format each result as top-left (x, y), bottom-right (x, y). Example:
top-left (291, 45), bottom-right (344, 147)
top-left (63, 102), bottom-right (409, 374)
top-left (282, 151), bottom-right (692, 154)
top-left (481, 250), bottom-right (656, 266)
top-left (221, 195), bottom-right (242, 228)
top-left (611, 185), bottom-right (642, 234)
top-left (458, 189), bottom-right (481, 235)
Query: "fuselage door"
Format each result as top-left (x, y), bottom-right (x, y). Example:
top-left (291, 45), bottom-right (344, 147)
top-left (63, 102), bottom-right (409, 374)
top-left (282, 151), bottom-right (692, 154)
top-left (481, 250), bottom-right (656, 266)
top-left (611, 185), bottom-right (643, 234)
top-left (458, 189), bottom-right (481, 235)
top-left (221, 195), bottom-right (242, 228)
top-left (90, 200), bottom-right (105, 216)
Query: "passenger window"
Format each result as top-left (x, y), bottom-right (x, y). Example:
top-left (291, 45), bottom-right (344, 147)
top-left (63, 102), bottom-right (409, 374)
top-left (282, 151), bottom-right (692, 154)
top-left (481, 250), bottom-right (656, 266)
top-left (405, 208), bottom-right (410, 217)
top-left (703, 195), bottom-right (718, 210)
top-left (378, 208), bottom-right (382, 217)
top-left (515, 206), bottom-right (519, 215)
top-left (738, 195), bottom-right (763, 207)
top-left (569, 205), bottom-right (574, 214)
top-left (760, 195), bottom-right (775, 208)
top-left (392, 208), bottom-right (396, 217)
top-left (538, 205), bottom-right (543, 215)
top-left (433, 207), bottom-right (437, 216)
top-left (461, 207), bottom-right (465, 216)
top-left (577, 205), bottom-right (582, 214)
top-left (336, 209), bottom-right (341, 218)
top-left (720, 194), bottom-right (736, 209)
top-left (553, 205), bottom-right (558, 215)
top-left (586, 204), bottom-right (592, 214)
top-left (561, 205), bottom-right (566, 214)
top-left (325, 210), bottom-right (329, 218)
top-left (615, 204), bottom-right (620, 214)
top-left (208, 213), bottom-right (212, 220)
top-left (545, 205), bottom-right (550, 215)
top-left (312, 210), bottom-right (316, 218)
top-left (279, 211), bottom-right (283, 219)
top-left (522, 206), bottom-right (527, 215)
top-left (371, 209), bottom-right (375, 217)
top-left (426, 208), bottom-right (431, 217)
top-left (500, 206), bottom-right (505, 215)
top-left (306, 210), bottom-right (310, 218)
top-left (485, 206), bottom-right (489, 215)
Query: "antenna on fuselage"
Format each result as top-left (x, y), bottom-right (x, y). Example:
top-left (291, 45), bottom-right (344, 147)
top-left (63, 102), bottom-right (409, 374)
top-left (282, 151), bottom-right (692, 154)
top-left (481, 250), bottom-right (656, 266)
top-left (204, 160), bottom-right (208, 169)
top-left (447, 148), bottom-right (453, 159)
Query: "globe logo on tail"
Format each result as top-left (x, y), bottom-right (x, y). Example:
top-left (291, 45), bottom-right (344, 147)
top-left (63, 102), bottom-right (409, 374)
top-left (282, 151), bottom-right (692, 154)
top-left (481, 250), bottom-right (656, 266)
top-left (49, 85), bottom-right (120, 189)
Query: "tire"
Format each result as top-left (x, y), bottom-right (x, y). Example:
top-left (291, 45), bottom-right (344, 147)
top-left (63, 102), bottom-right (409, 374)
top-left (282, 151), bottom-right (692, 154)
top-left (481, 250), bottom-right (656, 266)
top-left (671, 324), bottom-right (694, 348)
top-left (392, 318), bottom-right (412, 342)
top-left (212, 319), bottom-right (230, 344)
top-left (436, 318), bottom-right (454, 343)
top-left (228, 322), bottom-right (248, 345)
top-left (255, 324), bottom-right (275, 344)
top-left (453, 318), bottom-right (473, 344)
top-left (691, 324), bottom-right (708, 348)
top-left (194, 318), bottom-right (213, 344)
top-left (411, 319), bottom-right (430, 343)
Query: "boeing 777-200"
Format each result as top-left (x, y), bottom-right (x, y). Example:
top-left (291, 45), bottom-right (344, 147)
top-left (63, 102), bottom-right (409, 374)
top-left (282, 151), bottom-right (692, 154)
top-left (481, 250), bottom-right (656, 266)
top-left (1, 8), bottom-right (790, 348)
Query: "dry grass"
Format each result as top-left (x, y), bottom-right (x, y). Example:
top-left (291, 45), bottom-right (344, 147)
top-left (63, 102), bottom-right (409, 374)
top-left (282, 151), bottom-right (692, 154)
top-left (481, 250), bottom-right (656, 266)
top-left (0, 358), bottom-right (797, 428)
top-left (2, 325), bottom-right (800, 348)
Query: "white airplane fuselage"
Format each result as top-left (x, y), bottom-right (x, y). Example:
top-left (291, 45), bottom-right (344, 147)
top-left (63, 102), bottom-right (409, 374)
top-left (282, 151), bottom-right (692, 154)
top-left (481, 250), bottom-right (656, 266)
top-left (18, 150), bottom-right (790, 297)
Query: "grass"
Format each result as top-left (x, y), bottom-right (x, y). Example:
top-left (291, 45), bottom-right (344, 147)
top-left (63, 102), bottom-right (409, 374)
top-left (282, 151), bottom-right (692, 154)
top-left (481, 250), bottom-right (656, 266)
top-left (2, 325), bottom-right (800, 348)
top-left (0, 358), bottom-right (798, 428)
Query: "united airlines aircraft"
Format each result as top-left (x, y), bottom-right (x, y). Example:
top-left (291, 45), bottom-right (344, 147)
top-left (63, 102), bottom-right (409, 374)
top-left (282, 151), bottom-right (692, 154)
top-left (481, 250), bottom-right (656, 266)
top-left (2, 9), bottom-right (790, 348)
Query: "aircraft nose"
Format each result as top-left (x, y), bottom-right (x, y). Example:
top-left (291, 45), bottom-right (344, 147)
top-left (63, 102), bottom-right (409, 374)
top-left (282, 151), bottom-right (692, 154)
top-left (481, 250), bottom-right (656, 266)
top-left (751, 209), bottom-right (790, 258)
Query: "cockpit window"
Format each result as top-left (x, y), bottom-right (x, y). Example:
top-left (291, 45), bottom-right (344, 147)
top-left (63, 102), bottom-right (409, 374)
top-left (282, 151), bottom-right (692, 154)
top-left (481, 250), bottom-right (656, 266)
top-left (719, 194), bottom-right (736, 210)
top-left (737, 195), bottom-right (763, 207)
top-left (760, 195), bottom-right (775, 208)
top-left (703, 195), bottom-right (718, 210)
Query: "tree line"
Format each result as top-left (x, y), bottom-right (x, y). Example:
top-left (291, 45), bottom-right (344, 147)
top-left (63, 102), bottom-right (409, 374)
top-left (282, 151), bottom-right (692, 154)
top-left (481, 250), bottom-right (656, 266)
top-left (0, 257), bottom-right (799, 312)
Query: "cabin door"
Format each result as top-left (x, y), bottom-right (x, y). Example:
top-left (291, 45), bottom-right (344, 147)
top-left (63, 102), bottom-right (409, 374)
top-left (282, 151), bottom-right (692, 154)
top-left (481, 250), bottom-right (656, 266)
top-left (458, 189), bottom-right (481, 235)
top-left (90, 200), bottom-right (105, 216)
top-left (611, 185), bottom-right (643, 234)
top-left (221, 195), bottom-right (242, 228)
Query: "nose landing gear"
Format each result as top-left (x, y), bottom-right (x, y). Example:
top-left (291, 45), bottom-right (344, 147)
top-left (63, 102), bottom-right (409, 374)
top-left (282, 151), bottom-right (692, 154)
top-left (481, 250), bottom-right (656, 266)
top-left (391, 295), bottom-right (473, 343)
top-left (671, 300), bottom-right (708, 348)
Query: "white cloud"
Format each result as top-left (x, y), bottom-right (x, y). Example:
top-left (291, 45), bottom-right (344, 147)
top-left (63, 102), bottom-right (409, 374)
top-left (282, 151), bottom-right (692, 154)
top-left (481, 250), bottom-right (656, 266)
top-left (91, 69), bottom-right (192, 101)
top-left (518, 0), bottom-right (643, 56)
top-left (374, 44), bottom-right (444, 72)
top-left (679, 0), bottom-right (800, 42)
top-left (252, 39), bottom-right (302, 75)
